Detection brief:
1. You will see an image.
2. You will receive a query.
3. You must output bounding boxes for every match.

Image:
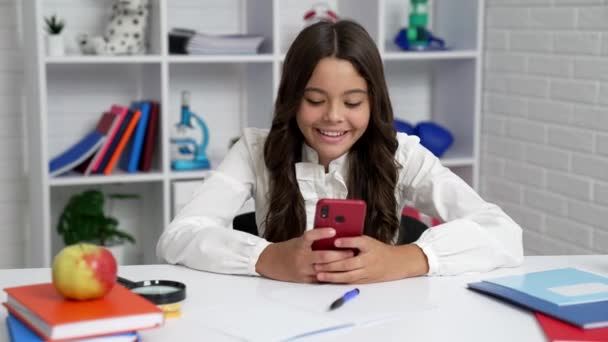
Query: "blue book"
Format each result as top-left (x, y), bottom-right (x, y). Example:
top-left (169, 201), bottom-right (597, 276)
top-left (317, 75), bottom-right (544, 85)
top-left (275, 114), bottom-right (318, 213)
top-left (6, 314), bottom-right (140, 341)
top-left (120, 102), bottom-right (151, 173)
top-left (48, 131), bottom-right (105, 177)
top-left (468, 268), bottom-right (608, 329)
top-left (485, 268), bottom-right (608, 306)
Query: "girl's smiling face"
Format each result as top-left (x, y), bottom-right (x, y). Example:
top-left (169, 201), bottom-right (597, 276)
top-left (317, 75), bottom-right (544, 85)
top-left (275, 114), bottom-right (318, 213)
top-left (296, 57), bottom-right (371, 169)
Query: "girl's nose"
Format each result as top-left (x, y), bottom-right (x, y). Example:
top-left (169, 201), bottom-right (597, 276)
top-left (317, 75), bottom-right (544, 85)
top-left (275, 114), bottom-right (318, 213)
top-left (324, 102), bottom-right (344, 123)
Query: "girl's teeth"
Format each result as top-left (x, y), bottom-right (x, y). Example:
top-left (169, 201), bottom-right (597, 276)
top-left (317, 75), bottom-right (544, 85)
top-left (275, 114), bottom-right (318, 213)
top-left (319, 130), bottom-right (345, 137)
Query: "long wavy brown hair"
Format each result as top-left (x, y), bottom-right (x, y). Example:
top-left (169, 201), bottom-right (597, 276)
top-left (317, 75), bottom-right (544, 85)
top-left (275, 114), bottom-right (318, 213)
top-left (263, 20), bottom-right (399, 244)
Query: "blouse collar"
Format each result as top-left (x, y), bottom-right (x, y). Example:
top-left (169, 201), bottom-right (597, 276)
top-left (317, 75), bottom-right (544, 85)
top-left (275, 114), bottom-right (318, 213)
top-left (300, 143), bottom-right (349, 174)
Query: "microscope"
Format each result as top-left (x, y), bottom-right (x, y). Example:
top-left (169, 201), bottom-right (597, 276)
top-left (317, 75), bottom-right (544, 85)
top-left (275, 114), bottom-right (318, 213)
top-left (170, 91), bottom-right (210, 170)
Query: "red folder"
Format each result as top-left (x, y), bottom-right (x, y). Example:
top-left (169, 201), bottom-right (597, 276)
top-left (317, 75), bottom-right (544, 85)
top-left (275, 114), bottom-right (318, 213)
top-left (536, 312), bottom-right (608, 342)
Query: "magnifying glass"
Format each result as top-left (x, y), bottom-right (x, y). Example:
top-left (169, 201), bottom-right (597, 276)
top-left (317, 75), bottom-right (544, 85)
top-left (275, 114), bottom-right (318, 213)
top-left (117, 276), bottom-right (186, 318)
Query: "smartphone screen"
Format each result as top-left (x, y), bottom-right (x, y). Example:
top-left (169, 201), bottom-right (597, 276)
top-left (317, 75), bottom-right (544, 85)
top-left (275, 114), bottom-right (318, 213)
top-left (311, 198), bottom-right (366, 251)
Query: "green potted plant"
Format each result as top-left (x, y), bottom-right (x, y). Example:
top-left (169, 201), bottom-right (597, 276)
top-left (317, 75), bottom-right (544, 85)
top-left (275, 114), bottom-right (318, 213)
top-left (44, 14), bottom-right (65, 56)
top-left (57, 190), bottom-right (138, 262)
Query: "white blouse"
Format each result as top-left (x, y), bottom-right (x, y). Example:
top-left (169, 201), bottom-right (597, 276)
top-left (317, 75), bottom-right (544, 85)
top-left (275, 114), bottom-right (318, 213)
top-left (157, 128), bottom-right (524, 276)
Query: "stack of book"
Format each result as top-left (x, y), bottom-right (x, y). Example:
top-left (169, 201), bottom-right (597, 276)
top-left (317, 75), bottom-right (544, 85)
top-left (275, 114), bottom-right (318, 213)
top-left (3, 282), bottom-right (164, 341)
top-left (49, 101), bottom-right (160, 177)
top-left (168, 28), bottom-right (264, 55)
top-left (468, 268), bottom-right (608, 341)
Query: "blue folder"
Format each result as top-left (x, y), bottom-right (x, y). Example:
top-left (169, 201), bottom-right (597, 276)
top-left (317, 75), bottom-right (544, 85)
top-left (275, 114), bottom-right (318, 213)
top-left (468, 280), bottom-right (608, 329)
top-left (485, 267), bottom-right (608, 306)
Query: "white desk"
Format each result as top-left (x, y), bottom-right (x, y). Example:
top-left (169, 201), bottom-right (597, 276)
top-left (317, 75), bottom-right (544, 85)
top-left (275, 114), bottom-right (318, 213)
top-left (1, 255), bottom-right (606, 341)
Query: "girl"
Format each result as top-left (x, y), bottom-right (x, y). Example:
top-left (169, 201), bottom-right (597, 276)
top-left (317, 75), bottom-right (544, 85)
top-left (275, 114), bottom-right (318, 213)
top-left (157, 20), bottom-right (523, 284)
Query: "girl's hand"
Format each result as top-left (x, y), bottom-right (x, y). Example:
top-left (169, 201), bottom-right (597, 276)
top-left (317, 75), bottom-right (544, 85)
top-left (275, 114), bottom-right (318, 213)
top-left (313, 236), bottom-right (429, 284)
top-left (255, 228), bottom-right (355, 283)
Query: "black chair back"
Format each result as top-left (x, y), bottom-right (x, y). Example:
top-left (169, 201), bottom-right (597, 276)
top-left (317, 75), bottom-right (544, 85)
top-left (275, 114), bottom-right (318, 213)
top-left (232, 212), bottom-right (430, 245)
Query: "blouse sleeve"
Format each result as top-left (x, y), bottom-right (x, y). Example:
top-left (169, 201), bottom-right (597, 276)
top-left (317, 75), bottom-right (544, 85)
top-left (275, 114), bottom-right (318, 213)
top-left (156, 131), bottom-right (271, 276)
top-left (396, 134), bottom-right (524, 276)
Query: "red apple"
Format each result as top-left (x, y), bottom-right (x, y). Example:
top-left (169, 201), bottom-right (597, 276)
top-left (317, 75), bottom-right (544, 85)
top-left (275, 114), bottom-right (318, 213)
top-left (52, 243), bottom-right (117, 300)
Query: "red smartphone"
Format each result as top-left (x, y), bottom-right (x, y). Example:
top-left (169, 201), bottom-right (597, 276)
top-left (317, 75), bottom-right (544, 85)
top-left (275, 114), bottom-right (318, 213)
top-left (311, 199), bottom-right (367, 251)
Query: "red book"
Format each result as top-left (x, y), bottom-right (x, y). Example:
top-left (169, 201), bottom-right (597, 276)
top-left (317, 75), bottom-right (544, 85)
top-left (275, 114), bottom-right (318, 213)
top-left (138, 101), bottom-right (159, 172)
top-left (3, 283), bottom-right (163, 341)
top-left (536, 312), bottom-right (608, 342)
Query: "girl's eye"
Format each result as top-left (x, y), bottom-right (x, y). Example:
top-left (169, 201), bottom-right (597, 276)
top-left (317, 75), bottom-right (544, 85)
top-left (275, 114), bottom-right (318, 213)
top-left (345, 102), bottom-right (362, 108)
top-left (305, 98), bottom-right (324, 106)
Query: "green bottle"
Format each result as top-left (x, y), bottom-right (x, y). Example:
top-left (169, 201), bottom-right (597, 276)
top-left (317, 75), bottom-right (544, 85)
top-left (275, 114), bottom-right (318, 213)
top-left (407, 0), bottom-right (429, 49)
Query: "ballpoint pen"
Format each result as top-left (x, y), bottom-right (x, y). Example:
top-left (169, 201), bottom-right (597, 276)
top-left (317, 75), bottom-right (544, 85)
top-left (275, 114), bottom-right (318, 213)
top-left (329, 288), bottom-right (360, 311)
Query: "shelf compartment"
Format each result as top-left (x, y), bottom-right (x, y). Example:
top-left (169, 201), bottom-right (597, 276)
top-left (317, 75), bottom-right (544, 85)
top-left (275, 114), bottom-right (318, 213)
top-left (278, 0), bottom-right (379, 54)
top-left (382, 0), bottom-right (479, 53)
top-left (46, 63), bottom-right (163, 179)
top-left (168, 62), bottom-right (273, 168)
top-left (50, 182), bottom-right (164, 265)
top-left (41, 0), bottom-right (163, 56)
top-left (166, 0), bottom-right (274, 55)
top-left (385, 58), bottom-right (477, 170)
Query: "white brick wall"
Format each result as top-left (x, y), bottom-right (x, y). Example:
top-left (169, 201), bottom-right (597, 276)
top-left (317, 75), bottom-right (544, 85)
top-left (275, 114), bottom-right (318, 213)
top-left (482, 0), bottom-right (608, 255)
top-left (0, 0), bottom-right (26, 268)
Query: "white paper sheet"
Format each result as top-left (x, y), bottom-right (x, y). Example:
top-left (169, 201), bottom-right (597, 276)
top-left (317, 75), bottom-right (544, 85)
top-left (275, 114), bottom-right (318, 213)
top-left (195, 280), bottom-right (437, 341)
top-left (196, 296), bottom-right (352, 341)
top-left (263, 282), bottom-right (437, 326)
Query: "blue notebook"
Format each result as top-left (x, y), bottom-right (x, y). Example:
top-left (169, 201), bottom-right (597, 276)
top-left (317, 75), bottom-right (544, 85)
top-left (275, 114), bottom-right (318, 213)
top-left (5, 314), bottom-right (140, 341)
top-left (485, 268), bottom-right (608, 306)
top-left (48, 131), bottom-right (105, 177)
top-left (120, 101), bottom-right (151, 173)
top-left (468, 268), bottom-right (608, 329)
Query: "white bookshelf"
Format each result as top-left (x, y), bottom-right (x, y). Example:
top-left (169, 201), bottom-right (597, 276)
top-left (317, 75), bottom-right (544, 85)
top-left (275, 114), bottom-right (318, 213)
top-left (22, 0), bottom-right (484, 267)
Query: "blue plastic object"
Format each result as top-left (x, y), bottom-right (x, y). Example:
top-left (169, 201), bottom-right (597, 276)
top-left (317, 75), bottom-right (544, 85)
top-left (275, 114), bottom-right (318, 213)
top-left (414, 122), bottom-right (453, 157)
top-left (394, 119), bottom-right (415, 135)
top-left (394, 27), bottom-right (447, 51)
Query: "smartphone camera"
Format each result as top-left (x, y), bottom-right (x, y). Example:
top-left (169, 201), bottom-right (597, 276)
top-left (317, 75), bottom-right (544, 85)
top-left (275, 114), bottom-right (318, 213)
top-left (320, 205), bottom-right (329, 218)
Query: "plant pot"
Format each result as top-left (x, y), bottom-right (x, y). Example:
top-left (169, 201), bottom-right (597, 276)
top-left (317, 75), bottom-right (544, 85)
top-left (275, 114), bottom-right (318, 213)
top-left (46, 34), bottom-right (65, 57)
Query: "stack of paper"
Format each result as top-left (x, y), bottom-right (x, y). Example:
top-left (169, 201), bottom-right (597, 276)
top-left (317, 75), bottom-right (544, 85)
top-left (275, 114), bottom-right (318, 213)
top-left (186, 33), bottom-right (264, 55)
